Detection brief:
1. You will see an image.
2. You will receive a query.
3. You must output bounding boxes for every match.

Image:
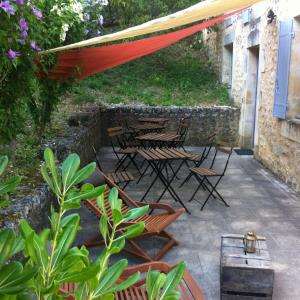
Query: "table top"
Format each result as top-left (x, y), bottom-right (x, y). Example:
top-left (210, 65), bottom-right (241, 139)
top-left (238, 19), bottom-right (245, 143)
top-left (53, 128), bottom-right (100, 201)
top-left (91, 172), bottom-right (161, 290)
top-left (138, 117), bottom-right (169, 124)
top-left (129, 123), bottom-right (166, 131)
top-left (136, 132), bottom-right (180, 142)
top-left (138, 148), bottom-right (192, 161)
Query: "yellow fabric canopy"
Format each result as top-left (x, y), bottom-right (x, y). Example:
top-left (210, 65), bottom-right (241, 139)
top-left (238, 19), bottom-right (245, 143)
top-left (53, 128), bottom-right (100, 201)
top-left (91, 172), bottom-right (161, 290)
top-left (44, 0), bottom-right (262, 54)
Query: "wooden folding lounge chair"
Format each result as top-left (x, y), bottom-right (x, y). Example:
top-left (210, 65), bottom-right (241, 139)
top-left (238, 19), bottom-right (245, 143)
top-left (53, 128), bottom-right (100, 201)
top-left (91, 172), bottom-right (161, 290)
top-left (82, 174), bottom-right (185, 261)
top-left (188, 146), bottom-right (233, 210)
top-left (92, 145), bottom-right (134, 189)
top-left (61, 262), bottom-right (204, 300)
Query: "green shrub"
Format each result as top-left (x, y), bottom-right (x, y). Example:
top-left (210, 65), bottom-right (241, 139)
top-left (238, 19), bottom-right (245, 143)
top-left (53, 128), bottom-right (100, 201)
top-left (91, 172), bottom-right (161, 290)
top-left (0, 149), bottom-right (186, 299)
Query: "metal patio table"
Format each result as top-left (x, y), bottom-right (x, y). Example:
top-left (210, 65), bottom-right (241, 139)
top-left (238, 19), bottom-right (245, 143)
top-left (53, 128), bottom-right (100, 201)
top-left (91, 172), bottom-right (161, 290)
top-left (137, 148), bottom-right (192, 214)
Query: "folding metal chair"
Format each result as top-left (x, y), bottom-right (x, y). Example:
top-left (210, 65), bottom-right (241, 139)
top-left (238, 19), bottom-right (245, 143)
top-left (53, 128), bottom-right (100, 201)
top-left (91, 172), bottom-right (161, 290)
top-left (92, 146), bottom-right (133, 189)
top-left (171, 118), bottom-right (190, 149)
top-left (107, 127), bottom-right (142, 175)
top-left (188, 146), bottom-right (233, 210)
top-left (180, 133), bottom-right (216, 187)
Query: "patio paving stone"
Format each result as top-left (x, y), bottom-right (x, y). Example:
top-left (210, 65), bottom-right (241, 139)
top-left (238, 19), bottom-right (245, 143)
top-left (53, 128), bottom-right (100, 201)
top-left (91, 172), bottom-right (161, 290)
top-left (76, 147), bottom-right (300, 300)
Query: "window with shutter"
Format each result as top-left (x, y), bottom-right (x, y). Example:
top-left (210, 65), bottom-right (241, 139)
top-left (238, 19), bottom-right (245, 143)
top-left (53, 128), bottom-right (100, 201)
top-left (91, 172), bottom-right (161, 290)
top-left (273, 20), bottom-right (293, 119)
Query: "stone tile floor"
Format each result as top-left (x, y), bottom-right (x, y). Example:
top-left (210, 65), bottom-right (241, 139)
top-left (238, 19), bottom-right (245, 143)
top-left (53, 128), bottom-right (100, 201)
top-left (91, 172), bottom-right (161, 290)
top-left (76, 147), bottom-right (300, 300)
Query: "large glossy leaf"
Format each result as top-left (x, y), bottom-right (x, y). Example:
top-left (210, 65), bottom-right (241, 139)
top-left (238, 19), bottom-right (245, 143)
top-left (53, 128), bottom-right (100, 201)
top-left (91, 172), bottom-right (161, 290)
top-left (163, 290), bottom-right (181, 300)
top-left (109, 238), bottom-right (125, 255)
top-left (52, 214), bottom-right (80, 271)
top-left (108, 188), bottom-right (122, 212)
top-left (147, 271), bottom-right (166, 300)
top-left (0, 262), bottom-right (38, 295)
top-left (0, 176), bottom-right (22, 195)
top-left (118, 222), bottom-right (145, 240)
top-left (41, 163), bottom-right (56, 194)
top-left (93, 259), bottom-right (128, 297)
top-left (62, 153), bottom-right (80, 192)
top-left (0, 229), bottom-right (15, 268)
top-left (43, 148), bottom-right (61, 195)
top-left (161, 262), bottom-right (186, 299)
top-left (0, 156), bottom-right (8, 176)
top-left (112, 209), bottom-right (122, 225)
top-left (105, 272), bottom-right (140, 294)
top-left (67, 162), bottom-right (97, 188)
top-left (122, 205), bottom-right (149, 223)
top-left (65, 185), bottom-right (105, 203)
top-left (99, 215), bottom-right (108, 243)
top-left (96, 193), bottom-right (106, 215)
top-left (57, 261), bottom-right (101, 283)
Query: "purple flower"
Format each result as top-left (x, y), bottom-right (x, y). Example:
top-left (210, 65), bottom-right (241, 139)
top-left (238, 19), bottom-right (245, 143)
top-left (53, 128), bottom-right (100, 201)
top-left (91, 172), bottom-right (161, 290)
top-left (16, 0), bottom-right (24, 5)
top-left (21, 30), bottom-right (28, 39)
top-left (30, 40), bottom-right (41, 52)
top-left (7, 49), bottom-right (21, 61)
top-left (19, 17), bottom-right (28, 31)
top-left (0, 1), bottom-right (15, 15)
top-left (32, 8), bottom-right (42, 19)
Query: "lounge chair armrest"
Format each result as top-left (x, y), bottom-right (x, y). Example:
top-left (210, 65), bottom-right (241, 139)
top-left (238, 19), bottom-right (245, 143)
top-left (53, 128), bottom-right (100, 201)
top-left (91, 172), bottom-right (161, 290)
top-left (134, 201), bottom-right (176, 213)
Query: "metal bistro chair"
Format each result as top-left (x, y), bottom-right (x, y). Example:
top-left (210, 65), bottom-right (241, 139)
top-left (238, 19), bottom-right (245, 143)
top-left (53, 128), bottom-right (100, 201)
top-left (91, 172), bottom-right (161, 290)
top-left (92, 145), bottom-right (134, 189)
top-left (172, 118), bottom-right (190, 149)
top-left (180, 133), bottom-right (216, 188)
top-left (188, 145), bottom-right (233, 210)
top-left (107, 127), bottom-right (142, 175)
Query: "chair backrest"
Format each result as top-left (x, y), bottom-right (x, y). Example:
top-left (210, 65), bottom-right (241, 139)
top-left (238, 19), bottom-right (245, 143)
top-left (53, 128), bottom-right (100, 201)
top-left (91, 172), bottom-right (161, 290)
top-left (107, 126), bottom-right (127, 149)
top-left (202, 133), bottom-right (216, 159)
top-left (177, 118), bottom-right (190, 139)
top-left (210, 145), bottom-right (233, 175)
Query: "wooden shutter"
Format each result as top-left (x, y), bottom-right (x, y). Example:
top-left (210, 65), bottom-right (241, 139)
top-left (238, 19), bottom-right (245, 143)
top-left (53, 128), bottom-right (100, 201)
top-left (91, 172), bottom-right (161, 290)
top-left (273, 20), bottom-right (293, 119)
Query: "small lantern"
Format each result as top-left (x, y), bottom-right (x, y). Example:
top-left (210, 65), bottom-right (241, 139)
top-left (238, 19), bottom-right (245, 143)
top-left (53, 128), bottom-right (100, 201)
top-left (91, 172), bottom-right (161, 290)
top-left (244, 231), bottom-right (257, 253)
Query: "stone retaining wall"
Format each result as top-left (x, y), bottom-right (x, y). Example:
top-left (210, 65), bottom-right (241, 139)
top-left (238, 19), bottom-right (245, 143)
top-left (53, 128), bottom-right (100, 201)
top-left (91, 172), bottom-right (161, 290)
top-left (0, 104), bottom-right (239, 230)
top-left (99, 105), bottom-right (240, 146)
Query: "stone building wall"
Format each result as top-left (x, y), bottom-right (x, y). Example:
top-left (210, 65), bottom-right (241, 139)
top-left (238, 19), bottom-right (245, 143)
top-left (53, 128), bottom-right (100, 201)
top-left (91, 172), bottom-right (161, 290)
top-left (203, 0), bottom-right (300, 192)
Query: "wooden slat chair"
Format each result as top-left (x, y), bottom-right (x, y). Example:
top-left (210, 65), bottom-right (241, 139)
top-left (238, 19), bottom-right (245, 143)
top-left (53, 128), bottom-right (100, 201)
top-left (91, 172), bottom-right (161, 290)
top-left (92, 146), bottom-right (134, 189)
top-left (180, 133), bottom-right (216, 188)
top-left (82, 174), bottom-right (185, 261)
top-left (188, 146), bottom-right (233, 211)
top-left (107, 127), bottom-right (141, 175)
top-left (60, 262), bottom-right (204, 300)
top-left (172, 118), bottom-right (190, 149)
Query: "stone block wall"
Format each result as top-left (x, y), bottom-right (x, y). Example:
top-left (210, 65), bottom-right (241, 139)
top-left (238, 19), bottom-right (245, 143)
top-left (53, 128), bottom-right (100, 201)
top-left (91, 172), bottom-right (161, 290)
top-left (99, 105), bottom-right (240, 146)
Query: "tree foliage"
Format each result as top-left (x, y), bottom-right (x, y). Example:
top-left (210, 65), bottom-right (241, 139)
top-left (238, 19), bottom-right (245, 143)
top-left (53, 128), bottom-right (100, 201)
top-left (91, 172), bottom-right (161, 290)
top-left (104, 0), bottom-right (200, 28)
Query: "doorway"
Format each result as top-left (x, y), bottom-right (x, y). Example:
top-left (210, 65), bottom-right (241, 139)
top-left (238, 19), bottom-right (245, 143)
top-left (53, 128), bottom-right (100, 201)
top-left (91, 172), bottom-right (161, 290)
top-left (241, 46), bottom-right (260, 148)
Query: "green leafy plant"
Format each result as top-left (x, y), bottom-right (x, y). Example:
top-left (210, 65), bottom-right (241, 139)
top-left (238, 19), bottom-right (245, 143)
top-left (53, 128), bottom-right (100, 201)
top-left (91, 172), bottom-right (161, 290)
top-left (146, 262), bottom-right (186, 300)
top-left (0, 148), bottom-right (187, 299)
top-left (0, 155), bottom-right (22, 208)
top-left (0, 228), bottom-right (38, 297)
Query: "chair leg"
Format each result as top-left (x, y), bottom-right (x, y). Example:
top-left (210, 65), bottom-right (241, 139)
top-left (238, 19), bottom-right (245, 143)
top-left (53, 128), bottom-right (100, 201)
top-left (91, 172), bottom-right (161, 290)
top-left (204, 177), bottom-right (230, 208)
top-left (188, 174), bottom-right (206, 202)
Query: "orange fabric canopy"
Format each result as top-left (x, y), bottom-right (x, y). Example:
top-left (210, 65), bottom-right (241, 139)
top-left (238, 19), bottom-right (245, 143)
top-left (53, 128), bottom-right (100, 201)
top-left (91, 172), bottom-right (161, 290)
top-left (49, 9), bottom-right (242, 81)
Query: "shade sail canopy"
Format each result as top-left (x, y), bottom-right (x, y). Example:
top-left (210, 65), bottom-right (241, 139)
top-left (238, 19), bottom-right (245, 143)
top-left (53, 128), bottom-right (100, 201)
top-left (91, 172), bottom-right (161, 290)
top-left (44, 0), bottom-right (262, 53)
top-left (49, 9), bottom-right (242, 80)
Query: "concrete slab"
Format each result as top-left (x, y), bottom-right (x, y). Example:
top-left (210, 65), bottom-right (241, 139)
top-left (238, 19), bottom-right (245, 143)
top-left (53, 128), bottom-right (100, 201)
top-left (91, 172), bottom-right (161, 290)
top-left (76, 147), bottom-right (300, 300)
